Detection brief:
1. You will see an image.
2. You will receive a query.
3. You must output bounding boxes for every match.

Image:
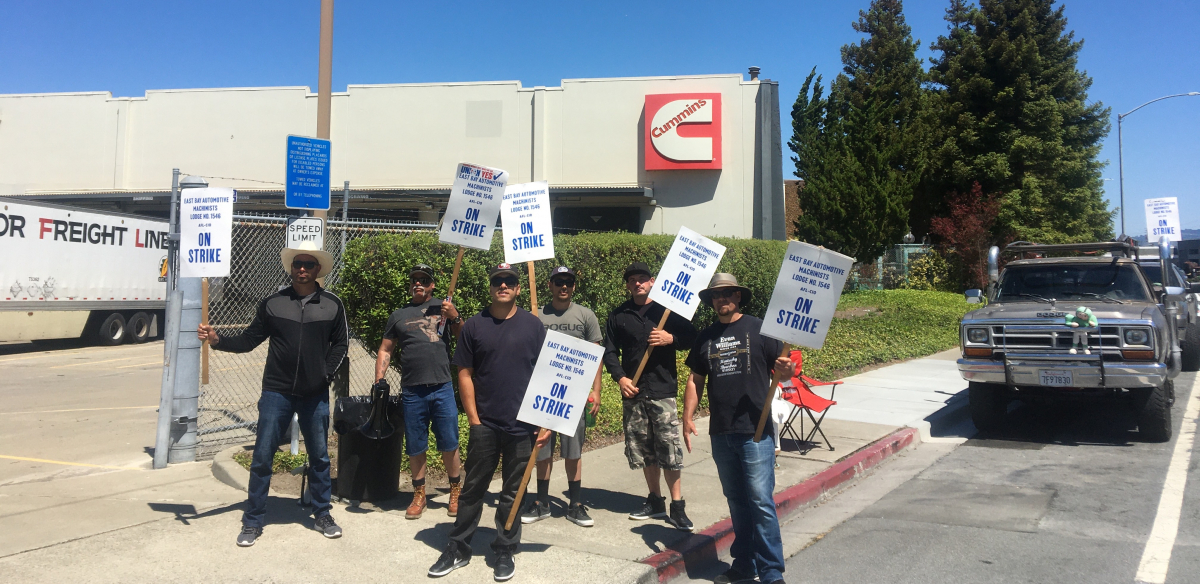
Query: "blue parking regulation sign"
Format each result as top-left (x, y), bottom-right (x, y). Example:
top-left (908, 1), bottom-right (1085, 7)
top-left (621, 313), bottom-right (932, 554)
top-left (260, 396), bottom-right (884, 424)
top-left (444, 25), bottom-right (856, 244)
top-left (285, 135), bottom-right (331, 210)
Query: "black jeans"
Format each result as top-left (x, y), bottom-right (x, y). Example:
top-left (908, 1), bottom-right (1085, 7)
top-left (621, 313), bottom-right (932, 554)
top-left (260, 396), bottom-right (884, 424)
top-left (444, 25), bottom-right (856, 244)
top-left (449, 424), bottom-right (534, 555)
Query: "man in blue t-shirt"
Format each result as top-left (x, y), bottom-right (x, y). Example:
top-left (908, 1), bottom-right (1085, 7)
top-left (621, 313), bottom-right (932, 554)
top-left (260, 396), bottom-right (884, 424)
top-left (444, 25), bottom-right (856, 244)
top-left (428, 263), bottom-right (548, 583)
top-left (684, 273), bottom-right (794, 584)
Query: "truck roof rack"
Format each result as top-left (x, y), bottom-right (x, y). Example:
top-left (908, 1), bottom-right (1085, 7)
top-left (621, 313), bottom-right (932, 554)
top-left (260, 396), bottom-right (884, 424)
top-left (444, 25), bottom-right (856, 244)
top-left (1004, 241), bottom-right (1139, 259)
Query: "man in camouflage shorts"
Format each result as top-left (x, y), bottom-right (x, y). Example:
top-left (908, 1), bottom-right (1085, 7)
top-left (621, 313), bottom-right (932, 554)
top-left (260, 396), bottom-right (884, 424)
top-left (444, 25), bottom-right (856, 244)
top-left (603, 262), bottom-right (698, 531)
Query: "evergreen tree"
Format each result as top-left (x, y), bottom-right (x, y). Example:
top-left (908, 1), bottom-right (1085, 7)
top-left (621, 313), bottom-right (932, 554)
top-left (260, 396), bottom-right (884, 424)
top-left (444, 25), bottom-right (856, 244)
top-left (789, 0), bottom-right (926, 261)
top-left (923, 0), bottom-right (1113, 243)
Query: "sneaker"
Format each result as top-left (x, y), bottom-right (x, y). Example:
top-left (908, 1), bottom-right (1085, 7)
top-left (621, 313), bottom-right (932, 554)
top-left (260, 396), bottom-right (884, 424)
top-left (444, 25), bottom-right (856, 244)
top-left (521, 500), bottom-right (551, 524)
top-left (236, 525), bottom-right (262, 547)
top-left (565, 503), bottom-right (594, 527)
top-left (666, 499), bottom-right (693, 532)
top-left (407, 485), bottom-right (427, 519)
top-left (494, 550), bottom-right (515, 582)
top-left (713, 567), bottom-right (757, 584)
top-left (628, 493), bottom-right (667, 520)
top-left (447, 481), bottom-right (462, 517)
top-left (1069, 348), bottom-right (1078, 354)
top-left (428, 543), bottom-right (471, 577)
top-left (314, 514), bottom-right (342, 538)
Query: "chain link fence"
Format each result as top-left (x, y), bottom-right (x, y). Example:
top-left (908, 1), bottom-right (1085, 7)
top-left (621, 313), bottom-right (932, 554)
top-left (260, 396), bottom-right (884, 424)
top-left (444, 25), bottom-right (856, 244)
top-left (844, 243), bottom-right (932, 291)
top-left (197, 213), bottom-right (434, 458)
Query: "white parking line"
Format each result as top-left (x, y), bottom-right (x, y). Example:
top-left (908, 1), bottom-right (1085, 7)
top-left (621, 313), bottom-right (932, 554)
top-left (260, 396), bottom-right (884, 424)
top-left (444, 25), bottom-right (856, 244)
top-left (1135, 381), bottom-right (1200, 584)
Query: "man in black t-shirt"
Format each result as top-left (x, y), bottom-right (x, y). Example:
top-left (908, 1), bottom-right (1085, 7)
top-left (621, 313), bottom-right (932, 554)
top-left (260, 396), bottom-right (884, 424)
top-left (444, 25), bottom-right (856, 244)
top-left (374, 264), bottom-right (463, 520)
top-left (428, 263), bottom-right (549, 583)
top-left (684, 273), bottom-right (794, 584)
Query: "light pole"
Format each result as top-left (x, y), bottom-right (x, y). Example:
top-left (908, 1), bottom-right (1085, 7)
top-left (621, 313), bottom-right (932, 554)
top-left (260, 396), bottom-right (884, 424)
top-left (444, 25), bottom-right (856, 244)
top-left (1117, 92), bottom-right (1200, 236)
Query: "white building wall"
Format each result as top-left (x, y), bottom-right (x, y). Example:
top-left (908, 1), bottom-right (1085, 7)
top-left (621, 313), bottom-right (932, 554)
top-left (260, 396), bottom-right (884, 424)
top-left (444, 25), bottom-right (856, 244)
top-left (0, 74), bottom-right (777, 238)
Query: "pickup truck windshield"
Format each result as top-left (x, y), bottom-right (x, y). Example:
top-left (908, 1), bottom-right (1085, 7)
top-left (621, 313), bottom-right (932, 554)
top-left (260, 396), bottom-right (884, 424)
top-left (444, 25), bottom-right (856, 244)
top-left (997, 263), bottom-right (1152, 303)
top-left (1138, 265), bottom-right (1182, 287)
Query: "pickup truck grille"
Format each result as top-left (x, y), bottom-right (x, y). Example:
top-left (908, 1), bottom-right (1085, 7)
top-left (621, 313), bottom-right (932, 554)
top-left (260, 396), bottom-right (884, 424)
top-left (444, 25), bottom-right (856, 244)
top-left (992, 325), bottom-right (1122, 352)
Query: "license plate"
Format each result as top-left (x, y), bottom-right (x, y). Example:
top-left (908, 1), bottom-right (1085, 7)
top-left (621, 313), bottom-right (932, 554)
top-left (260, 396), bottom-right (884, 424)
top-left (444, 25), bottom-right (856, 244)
top-left (1040, 369), bottom-right (1073, 387)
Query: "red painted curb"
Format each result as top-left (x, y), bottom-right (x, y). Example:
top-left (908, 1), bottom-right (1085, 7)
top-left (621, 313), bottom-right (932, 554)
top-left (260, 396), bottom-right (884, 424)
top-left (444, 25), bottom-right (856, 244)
top-left (641, 427), bottom-right (919, 583)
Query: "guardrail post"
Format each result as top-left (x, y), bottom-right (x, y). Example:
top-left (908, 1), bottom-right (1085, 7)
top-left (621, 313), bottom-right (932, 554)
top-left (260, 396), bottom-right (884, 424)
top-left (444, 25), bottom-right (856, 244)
top-left (153, 290), bottom-right (184, 469)
top-left (169, 277), bottom-right (202, 463)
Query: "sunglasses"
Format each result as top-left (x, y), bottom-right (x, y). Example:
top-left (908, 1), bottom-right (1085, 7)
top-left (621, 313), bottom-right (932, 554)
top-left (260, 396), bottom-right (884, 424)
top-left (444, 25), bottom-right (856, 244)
top-left (710, 289), bottom-right (738, 300)
top-left (551, 278), bottom-right (576, 288)
top-left (291, 260), bottom-right (319, 271)
top-left (490, 276), bottom-right (519, 288)
top-left (410, 276), bottom-right (432, 286)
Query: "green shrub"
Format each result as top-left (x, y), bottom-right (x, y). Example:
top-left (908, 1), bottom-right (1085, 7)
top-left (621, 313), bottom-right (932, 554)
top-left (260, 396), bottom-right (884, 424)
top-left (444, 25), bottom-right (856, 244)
top-left (902, 250), bottom-right (956, 292)
top-left (234, 450), bottom-right (308, 473)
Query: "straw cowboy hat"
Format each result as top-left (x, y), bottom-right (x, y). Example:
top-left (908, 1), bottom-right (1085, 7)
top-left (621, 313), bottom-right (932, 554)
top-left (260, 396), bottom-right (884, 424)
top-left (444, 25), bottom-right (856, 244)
top-left (698, 273), bottom-right (752, 306)
top-left (280, 240), bottom-right (334, 278)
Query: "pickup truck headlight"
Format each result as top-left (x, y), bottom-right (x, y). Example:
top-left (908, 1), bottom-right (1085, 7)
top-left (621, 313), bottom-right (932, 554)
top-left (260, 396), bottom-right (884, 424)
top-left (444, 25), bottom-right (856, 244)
top-left (967, 328), bottom-right (989, 343)
top-left (1124, 329), bottom-right (1150, 345)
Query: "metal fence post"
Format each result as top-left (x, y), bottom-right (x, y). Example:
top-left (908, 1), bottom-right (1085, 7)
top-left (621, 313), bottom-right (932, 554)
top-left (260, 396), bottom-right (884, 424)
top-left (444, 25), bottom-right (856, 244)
top-left (153, 289), bottom-right (184, 469)
top-left (290, 413), bottom-right (301, 456)
top-left (169, 277), bottom-right (202, 463)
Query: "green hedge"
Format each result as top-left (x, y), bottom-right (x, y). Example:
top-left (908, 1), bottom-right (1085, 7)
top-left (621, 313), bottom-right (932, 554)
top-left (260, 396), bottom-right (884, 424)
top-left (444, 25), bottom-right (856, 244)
top-left (337, 231), bottom-right (788, 350)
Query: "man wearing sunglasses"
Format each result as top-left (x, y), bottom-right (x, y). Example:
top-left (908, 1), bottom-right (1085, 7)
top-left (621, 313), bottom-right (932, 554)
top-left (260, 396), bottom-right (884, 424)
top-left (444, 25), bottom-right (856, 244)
top-left (430, 263), bottom-right (550, 582)
top-left (374, 264), bottom-right (463, 520)
top-left (603, 262), bottom-right (698, 531)
top-left (197, 241), bottom-right (348, 547)
top-left (520, 266), bottom-right (603, 528)
top-left (683, 273), bottom-right (793, 584)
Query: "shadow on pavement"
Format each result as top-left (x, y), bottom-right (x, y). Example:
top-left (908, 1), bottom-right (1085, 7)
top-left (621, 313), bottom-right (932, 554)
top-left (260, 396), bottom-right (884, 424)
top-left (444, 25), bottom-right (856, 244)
top-left (630, 522), bottom-right (691, 555)
top-left (968, 401), bottom-right (1140, 448)
top-left (146, 501), bottom-right (241, 526)
top-left (577, 486), bottom-right (643, 516)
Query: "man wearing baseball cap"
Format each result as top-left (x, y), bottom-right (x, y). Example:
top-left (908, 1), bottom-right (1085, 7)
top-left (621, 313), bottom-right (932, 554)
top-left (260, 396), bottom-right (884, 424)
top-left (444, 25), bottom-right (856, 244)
top-left (683, 273), bottom-right (793, 584)
top-left (603, 261), bottom-right (697, 531)
top-left (521, 266), bottom-right (603, 527)
top-left (429, 263), bottom-right (550, 582)
top-left (374, 263), bottom-right (464, 520)
top-left (197, 240), bottom-right (348, 547)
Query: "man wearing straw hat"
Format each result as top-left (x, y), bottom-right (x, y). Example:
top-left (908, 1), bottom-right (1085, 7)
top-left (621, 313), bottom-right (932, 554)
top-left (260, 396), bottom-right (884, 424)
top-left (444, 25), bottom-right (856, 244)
top-left (683, 273), bottom-right (794, 584)
top-left (197, 240), bottom-right (349, 547)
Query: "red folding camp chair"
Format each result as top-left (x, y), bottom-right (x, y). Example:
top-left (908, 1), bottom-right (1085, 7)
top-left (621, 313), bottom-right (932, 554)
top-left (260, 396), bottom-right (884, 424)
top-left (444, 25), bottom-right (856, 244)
top-left (777, 349), bottom-right (841, 452)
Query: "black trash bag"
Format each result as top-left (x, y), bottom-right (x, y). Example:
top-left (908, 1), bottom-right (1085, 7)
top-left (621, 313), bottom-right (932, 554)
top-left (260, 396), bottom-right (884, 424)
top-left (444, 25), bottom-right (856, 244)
top-left (361, 379), bottom-right (397, 440)
top-left (332, 384), bottom-right (404, 502)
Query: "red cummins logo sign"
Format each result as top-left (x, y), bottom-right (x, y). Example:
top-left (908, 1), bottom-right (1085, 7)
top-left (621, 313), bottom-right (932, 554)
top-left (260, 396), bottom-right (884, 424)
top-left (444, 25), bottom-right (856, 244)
top-left (644, 93), bottom-right (722, 170)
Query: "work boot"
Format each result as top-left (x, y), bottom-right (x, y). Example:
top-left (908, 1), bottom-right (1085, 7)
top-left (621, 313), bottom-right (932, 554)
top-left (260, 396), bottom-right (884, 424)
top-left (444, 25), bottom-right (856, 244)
top-left (407, 485), bottom-right (427, 519)
top-left (447, 481), bottom-right (461, 517)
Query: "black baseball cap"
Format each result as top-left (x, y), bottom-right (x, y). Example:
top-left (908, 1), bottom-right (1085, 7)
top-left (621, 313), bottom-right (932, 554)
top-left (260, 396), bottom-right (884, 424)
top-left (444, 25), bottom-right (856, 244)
top-left (410, 264), bottom-right (434, 279)
top-left (623, 262), bottom-right (652, 281)
top-left (548, 266), bottom-right (577, 280)
top-left (488, 263), bottom-right (520, 279)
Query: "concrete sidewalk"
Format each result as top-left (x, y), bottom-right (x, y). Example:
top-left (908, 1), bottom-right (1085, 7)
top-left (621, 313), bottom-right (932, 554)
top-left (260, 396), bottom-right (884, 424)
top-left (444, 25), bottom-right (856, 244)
top-left (0, 349), bottom-right (970, 583)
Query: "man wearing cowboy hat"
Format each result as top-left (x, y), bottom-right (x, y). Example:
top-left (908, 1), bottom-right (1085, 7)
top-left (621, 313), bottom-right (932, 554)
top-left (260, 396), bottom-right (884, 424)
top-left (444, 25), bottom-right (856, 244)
top-left (197, 240), bottom-right (349, 547)
top-left (683, 273), bottom-right (793, 584)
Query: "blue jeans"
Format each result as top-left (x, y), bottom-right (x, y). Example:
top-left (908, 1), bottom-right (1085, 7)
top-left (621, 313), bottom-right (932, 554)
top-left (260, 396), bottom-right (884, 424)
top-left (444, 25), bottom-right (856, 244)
top-left (243, 391), bottom-right (332, 528)
top-left (710, 433), bottom-right (785, 583)
top-left (401, 381), bottom-right (461, 456)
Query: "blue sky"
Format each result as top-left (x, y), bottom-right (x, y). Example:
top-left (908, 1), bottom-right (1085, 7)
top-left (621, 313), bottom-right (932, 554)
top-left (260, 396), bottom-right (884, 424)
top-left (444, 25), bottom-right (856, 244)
top-left (2, 0), bottom-right (1197, 237)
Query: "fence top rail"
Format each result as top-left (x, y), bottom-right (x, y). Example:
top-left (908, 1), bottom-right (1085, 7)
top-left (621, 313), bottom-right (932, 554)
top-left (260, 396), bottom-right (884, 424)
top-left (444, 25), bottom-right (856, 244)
top-left (232, 213), bottom-right (435, 230)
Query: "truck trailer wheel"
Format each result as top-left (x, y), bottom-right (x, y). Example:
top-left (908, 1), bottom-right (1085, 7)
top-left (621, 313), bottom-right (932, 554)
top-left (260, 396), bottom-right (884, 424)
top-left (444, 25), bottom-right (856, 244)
top-left (1181, 324), bottom-right (1200, 372)
top-left (1135, 382), bottom-right (1173, 443)
top-left (969, 382), bottom-right (1008, 433)
top-left (96, 313), bottom-right (127, 346)
top-left (126, 312), bottom-right (151, 344)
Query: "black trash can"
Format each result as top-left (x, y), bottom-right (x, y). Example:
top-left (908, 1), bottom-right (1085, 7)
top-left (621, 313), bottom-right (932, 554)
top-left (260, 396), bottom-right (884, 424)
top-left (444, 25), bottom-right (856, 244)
top-left (332, 394), bottom-right (404, 502)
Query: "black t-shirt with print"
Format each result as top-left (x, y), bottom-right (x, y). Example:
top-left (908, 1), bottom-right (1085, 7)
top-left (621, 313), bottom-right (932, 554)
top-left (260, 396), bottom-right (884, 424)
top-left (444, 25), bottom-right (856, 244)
top-left (685, 315), bottom-right (784, 435)
top-left (452, 306), bottom-right (547, 436)
top-left (382, 297), bottom-right (452, 387)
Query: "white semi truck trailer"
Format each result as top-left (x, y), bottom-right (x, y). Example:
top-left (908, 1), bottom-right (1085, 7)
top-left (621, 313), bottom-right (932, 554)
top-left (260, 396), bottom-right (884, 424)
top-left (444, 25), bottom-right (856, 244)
top-left (0, 198), bottom-right (170, 345)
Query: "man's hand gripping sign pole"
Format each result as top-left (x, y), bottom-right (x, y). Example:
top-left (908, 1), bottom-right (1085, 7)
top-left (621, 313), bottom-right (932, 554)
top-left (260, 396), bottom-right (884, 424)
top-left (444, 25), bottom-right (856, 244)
top-left (753, 241), bottom-right (855, 441)
top-left (505, 330), bottom-right (606, 530)
top-left (630, 226), bottom-right (726, 385)
top-left (501, 181), bottom-right (555, 316)
top-left (438, 163), bottom-right (507, 316)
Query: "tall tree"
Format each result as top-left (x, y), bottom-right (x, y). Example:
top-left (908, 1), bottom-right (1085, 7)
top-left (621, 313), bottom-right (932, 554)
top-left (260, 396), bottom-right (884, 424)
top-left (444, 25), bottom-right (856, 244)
top-left (790, 0), bottom-right (926, 261)
top-left (923, 0), bottom-right (1113, 243)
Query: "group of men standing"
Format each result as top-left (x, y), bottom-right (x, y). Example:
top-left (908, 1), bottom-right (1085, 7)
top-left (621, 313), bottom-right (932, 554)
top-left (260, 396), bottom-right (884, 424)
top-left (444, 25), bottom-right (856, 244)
top-left (199, 244), bottom-right (793, 584)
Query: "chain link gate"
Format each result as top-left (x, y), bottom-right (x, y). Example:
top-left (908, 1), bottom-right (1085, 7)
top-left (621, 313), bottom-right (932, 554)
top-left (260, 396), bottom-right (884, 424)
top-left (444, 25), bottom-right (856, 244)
top-left (197, 213), bottom-right (435, 458)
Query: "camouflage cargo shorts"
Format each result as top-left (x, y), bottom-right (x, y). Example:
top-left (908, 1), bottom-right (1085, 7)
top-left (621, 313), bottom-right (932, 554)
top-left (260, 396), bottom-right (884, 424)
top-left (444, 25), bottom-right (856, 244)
top-left (622, 397), bottom-right (684, 471)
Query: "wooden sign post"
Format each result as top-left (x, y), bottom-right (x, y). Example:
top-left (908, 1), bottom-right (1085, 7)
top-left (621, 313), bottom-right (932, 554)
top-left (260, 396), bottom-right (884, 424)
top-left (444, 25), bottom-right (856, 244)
top-left (201, 277), bottom-right (210, 385)
top-left (505, 427), bottom-right (550, 530)
top-left (752, 344), bottom-right (791, 442)
top-left (527, 262), bottom-right (539, 317)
